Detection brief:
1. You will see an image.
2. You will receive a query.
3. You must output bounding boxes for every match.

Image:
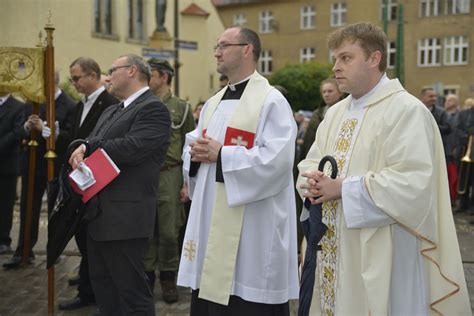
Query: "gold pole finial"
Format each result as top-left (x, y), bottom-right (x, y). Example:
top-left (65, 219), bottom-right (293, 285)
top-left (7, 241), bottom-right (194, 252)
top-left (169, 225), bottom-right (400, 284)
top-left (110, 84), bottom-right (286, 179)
top-left (36, 31), bottom-right (44, 47)
top-left (46, 9), bottom-right (52, 26)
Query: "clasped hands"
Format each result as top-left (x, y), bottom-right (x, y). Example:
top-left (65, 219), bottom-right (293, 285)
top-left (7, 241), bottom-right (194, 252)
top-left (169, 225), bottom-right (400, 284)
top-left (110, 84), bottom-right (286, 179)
top-left (300, 170), bottom-right (344, 204)
top-left (24, 114), bottom-right (59, 139)
top-left (190, 136), bottom-right (222, 163)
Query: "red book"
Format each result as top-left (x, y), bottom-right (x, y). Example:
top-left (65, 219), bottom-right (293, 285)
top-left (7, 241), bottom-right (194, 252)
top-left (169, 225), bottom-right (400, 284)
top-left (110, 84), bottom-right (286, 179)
top-left (70, 148), bottom-right (120, 203)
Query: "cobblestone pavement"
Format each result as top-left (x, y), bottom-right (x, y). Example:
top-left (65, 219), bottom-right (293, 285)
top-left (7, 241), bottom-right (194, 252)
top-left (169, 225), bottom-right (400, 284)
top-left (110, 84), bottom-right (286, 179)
top-left (0, 204), bottom-right (473, 315)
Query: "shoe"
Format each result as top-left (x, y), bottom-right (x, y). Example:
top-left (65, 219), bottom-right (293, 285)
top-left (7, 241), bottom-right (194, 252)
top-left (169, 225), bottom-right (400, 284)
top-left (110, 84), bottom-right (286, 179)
top-left (68, 275), bottom-right (81, 286)
top-left (0, 244), bottom-right (11, 254)
top-left (2, 254), bottom-right (34, 269)
top-left (58, 296), bottom-right (95, 310)
top-left (160, 279), bottom-right (179, 303)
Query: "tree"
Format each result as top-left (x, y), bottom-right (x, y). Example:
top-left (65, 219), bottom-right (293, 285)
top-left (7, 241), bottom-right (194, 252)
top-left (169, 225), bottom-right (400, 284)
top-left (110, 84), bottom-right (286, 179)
top-left (270, 62), bottom-right (333, 112)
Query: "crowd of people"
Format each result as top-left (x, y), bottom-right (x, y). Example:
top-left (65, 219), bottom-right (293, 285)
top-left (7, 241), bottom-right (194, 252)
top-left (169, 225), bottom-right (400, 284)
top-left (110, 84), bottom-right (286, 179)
top-left (0, 23), bottom-right (472, 315)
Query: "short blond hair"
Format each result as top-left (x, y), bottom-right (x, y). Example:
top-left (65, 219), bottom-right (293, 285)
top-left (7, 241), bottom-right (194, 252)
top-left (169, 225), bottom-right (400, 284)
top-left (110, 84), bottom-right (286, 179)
top-left (328, 22), bottom-right (387, 72)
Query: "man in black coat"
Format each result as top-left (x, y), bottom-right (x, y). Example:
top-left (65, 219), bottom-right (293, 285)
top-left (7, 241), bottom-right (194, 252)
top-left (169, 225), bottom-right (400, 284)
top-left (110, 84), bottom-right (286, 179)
top-left (3, 72), bottom-right (75, 268)
top-left (57, 57), bottom-right (118, 310)
top-left (69, 54), bottom-right (171, 315)
top-left (0, 94), bottom-right (24, 254)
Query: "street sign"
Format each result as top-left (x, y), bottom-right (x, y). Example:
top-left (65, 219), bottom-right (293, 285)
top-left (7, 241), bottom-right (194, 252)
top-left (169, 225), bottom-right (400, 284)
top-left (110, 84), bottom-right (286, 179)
top-left (177, 40), bottom-right (198, 51)
top-left (142, 48), bottom-right (175, 60)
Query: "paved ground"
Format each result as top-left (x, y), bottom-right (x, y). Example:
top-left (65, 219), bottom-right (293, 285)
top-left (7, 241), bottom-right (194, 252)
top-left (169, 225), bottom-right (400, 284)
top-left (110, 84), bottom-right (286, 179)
top-left (0, 201), bottom-right (473, 315)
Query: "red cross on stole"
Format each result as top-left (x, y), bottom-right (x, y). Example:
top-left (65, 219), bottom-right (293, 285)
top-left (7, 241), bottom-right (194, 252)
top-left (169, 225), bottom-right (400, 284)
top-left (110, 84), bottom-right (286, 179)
top-left (202, 127), bottom-right (255, 149)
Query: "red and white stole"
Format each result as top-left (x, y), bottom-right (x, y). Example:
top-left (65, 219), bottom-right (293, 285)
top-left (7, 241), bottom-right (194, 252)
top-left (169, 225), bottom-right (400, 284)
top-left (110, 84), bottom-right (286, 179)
top-left (198, 71), bottom-right (274, 305)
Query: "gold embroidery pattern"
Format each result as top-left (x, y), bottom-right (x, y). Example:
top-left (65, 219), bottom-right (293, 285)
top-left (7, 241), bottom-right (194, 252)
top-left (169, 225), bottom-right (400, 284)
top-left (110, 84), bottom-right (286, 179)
top-left (319, 118), bottom-right (358, 315)
top-left (183, 240), bottom-right (196, 261)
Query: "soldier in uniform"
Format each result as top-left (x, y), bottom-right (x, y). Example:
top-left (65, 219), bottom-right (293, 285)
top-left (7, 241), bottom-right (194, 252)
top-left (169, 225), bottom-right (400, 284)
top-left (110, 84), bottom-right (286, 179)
top-left (145, 58), bottom-right (195, 303)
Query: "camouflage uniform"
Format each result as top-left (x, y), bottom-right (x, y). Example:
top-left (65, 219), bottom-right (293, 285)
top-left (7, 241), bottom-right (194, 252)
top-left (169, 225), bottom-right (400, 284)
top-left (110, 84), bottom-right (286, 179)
top-left (144, 90), bottom-right (195, 274)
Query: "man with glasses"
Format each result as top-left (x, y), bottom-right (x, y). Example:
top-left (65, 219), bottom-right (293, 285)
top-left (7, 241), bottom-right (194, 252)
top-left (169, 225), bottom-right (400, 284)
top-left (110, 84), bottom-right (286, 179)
top-left (178, 26), bottom-right (299, 315)
top-left (56, 57), bottom-right (118, 311)
top-left (69, 54), bottom-right (171, 315)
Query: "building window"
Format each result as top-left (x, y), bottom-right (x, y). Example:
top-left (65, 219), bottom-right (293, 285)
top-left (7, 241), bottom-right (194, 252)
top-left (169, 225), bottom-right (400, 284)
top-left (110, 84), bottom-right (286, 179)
top-left (420, 0), bottom-right (440, 17)
top-left (443, 85), bottom-right (460, 96)
top-left (300, 47), bottom-right (315, 63)
top-left (128, 0), bottom-right (145, 40)
top-left (94, 0), bottom-right (113, 35)
top-left (233, 13), bottom-right (246, 26)
top-left (418, 38), bottom-right (441, 66)
top-left (445, 0), bottom-right (471, 14)
top-left (387, 41), bottom-right (396, 69)
top-left (381, 0), bottom-right (398, 21)
top-left (301, 6), bottom-right (316, 30)
top-left (329, 51), bottom-right (336, 64)
top-left (444, 35), bottom-right (469, 65)
top-left (259, 11), bottom-right (274, 33)
top-left (331, 3), bottom-right (346, 27)
top-left (259, 50), bottom-right (273, 75)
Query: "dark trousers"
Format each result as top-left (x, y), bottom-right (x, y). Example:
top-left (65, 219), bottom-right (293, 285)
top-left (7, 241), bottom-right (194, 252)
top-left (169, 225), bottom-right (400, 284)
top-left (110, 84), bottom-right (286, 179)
top-left (87, 235), bottom-right (155, 316)
top-left (190, 289), bottom-right (290, 316)
top-left (75, 224), bottom-right (95, 301)
top-left (14, 173), bottom-right (47, 257)
top-left (459, 162), bottom-right (474, 211)
top-left (0, 175), bottom-right (17, 246)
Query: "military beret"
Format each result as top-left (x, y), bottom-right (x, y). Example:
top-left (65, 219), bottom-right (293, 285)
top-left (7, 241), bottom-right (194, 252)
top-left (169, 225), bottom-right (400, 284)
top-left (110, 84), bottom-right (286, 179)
top-left (147, 58), bottom-right (174, 76)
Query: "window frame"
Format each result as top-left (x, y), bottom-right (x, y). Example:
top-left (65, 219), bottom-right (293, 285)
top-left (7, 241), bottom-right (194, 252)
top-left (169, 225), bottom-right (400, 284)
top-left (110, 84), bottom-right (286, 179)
top-left (417, 37), bottom-right (442, 67)
top-left (300, 47), bottom-right (316, 63)
top-left (443, 35), bottom-right (469, 65)
top-left (330, 3), bottom-right (347, 27)
top-left (300, 5), bottom-right (316, 30)
top-left (259, 50), bottom-right (273, 75)
top-left (259, 10), bottom-right (274, 34)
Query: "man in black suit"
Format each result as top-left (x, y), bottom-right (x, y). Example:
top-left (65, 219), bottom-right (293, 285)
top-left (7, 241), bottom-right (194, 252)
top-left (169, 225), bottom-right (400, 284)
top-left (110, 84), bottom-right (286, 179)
top-left (0, 94), bottom-right (24, 254)
top-left (69, 54), bottom-right (171, 315)
top-left (3, 72), bottom-right (75, 268)
top-left (58, 57), bottom-right (118, 310)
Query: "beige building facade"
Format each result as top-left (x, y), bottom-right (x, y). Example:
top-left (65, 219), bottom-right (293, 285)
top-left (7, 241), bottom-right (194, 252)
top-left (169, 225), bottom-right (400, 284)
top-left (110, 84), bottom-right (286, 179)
top-left (214, 0), bottom-right (474, 104)
top-left (0, 0), bottom-right (225, 106)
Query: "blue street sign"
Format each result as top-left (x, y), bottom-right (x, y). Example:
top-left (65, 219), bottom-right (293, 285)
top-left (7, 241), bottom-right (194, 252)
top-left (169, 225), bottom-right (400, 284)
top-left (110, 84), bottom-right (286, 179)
top-left (142, 48), bottom-right (175, 60)
top-left (177, 40), bottom-right (198, 50)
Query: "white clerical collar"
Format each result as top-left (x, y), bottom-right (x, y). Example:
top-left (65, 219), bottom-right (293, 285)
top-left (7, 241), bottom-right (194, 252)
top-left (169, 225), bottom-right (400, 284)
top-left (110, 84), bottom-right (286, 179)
top-left (228, 74), bottom-right (252, 91)
top-left (123, 86), bottom-right (149, 108)
top-left (83, 85), bottom-right (105, 104)
top-left (351, 73), bottom-right (390, 110)
top-left (0, 94), bottom-right (10, 106)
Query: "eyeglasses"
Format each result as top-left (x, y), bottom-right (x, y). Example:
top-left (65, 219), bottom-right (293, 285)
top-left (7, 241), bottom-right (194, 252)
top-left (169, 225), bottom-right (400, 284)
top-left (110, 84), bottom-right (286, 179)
top-left (69, 74), bottom-right (90, 83)
top-left (213, 43), bottom-right (249, 51)
top-left (108, 65), bottom-right (132, 75)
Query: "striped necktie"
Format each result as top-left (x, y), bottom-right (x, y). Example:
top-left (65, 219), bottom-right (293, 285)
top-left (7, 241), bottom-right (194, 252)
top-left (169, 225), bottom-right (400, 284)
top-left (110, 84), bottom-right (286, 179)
top-left (95, 102), bottom-right (124, 135)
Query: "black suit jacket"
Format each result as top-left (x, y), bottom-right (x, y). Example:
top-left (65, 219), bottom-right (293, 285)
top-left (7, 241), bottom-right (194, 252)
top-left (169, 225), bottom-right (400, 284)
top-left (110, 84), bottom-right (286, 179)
top-left (20, 92), bottom-right (75, 176)
top-left (68, 90), bottom-right (118, 140)
top-left (0, 96), bottom-right (25, 175)
top-left (57, 89), bottom-right (118, 155)
top-left (85, 89), bottom-right (171, 241)
top-left (457, 107), bottom-right (474, 160)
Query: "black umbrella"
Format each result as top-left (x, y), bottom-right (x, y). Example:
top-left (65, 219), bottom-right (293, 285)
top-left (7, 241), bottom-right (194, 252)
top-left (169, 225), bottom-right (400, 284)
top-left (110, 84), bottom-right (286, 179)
top-left (46, 139), bottom-right (89, 268)
top-left (298, 155), bottom-right (338, 316)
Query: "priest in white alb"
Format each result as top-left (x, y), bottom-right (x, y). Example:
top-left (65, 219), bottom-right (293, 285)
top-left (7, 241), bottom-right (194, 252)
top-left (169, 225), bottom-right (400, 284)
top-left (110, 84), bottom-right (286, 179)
top-left (177, 26), bottom-right (299, 315)
top-left (297, 22), bottom-right (471, 315)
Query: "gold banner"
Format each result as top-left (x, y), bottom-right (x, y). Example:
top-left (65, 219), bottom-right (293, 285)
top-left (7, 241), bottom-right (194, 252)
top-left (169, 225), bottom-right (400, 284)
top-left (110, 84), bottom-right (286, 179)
top-left (0, 47), bottom-right (45, 103)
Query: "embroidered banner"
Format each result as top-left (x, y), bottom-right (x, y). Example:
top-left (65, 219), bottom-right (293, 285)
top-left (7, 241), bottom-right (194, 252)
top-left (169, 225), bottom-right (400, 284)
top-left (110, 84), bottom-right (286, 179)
top-left (0, 47), bottom-right (45, 103)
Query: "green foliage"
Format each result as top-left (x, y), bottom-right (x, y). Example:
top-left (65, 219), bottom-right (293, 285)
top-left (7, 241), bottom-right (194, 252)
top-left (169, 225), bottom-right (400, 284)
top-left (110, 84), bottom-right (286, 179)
top-left (59, 80), bottom-right (81, 102)
top-left (270, 62), bottom-right (333, 112)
